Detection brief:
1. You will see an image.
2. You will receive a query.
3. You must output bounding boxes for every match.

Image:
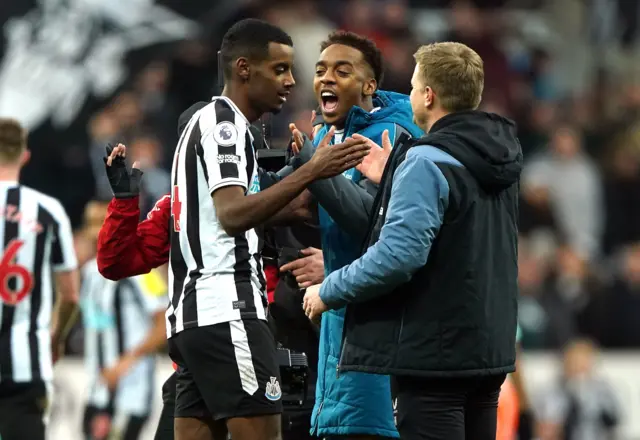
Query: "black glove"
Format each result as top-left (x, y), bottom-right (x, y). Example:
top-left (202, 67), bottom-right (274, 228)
top-left (103, 144), bottom-right (143, 198)
top-left (518, 409), bottom-right (535, 440)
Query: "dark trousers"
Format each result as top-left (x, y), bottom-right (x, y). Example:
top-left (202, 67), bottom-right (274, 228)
top-left (154, 372), bottom-right (177, 440)
top-left (0, 381), bottom-right (47, 440)
top-left (395, 374), bottom-right (506, 440)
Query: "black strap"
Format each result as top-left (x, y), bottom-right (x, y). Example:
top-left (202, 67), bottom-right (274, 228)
top-left (359, 132), bottom-right (413, 253)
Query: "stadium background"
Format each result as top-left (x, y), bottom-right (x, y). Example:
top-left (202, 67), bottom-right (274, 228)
top-left (2, 0), bottom-right (640, 438)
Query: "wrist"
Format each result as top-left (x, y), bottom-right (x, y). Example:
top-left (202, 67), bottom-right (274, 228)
top-left (296, 163), bottom-right (318, 185)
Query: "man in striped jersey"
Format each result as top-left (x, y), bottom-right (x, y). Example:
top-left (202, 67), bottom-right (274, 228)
top-left (104, 19), bottom-right (369, 440)
top-left (0, 119), bottom-right (80, 440)
top-left (79, 199), bottom-right (167, 440)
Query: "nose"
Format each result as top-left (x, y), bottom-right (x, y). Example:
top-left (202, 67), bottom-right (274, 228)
top-left (284, 71), bottom-right (295, 89)
top-left (320, 70), bottom-right (336, 85)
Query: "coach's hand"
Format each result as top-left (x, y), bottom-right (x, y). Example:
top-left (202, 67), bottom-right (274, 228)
top-left (280, 247), bottom-right (324, 288)
top-left (303, 284), bottom-right (328, 324)
top-left (353, 129), bottom-right (392, 185)
top-left (103, 143), bottom-right (144, 198)
top-left (306, 128), bottom-right (369, 179)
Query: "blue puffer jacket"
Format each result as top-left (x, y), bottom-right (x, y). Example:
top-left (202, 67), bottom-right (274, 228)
top-left (309, 91), bottom-right (423, 438)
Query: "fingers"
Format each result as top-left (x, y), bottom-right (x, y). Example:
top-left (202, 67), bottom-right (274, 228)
top-left (351, 133), bottom-right (376, 147)
top-left (280, 259), bottom-right (304, 273)
top-left (300, 247), bottom-right (320, 256)
top-left (299, 281), bottom-right (313, 289)
top-left (381, 129), bottom-right (392, 152)
top-left (106, 143), bottom-right (126, 167)
top-left (318, 126), bottom-right (335, 148)
top-left (132, 161), bottom-right (140, 170)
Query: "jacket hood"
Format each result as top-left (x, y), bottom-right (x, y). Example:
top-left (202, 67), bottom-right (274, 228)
top-left (343, 90), bottom-right (422, 136)
top-left (420, 110), bottom-right (523, 189)
top-left (178, 101), bottom-right (209, 135)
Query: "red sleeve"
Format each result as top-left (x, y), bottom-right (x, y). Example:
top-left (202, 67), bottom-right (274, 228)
top-left (97, 195), bottom-right (171, 280)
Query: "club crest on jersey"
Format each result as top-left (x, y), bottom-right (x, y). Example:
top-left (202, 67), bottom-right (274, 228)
top-left (213, 121), bottom-right (238, 146)
top-left (265, 377), bottom-right (282, 401)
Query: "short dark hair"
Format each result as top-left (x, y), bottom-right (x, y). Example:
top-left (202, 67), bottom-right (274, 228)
top-left (0, 118), bottom-right (26, 163)
top-left (320, 31), bottom-right (384, 86)
top-left (220, 19), bottom-right (293, 78)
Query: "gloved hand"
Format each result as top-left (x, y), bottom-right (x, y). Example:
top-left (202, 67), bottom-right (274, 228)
top-left (103, 143), bottom-right (143, 199)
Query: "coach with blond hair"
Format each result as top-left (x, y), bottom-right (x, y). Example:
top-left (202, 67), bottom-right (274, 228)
top-left (302, 42), bottom-right (523, 440)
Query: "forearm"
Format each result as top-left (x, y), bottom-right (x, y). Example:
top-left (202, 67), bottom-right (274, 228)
top-left (308, 176), bottom-right (374, 240)
top-left (218, 164), bottom-right (316, 235)
top-left (97, 197), bottom-right (169, 279)
top-left (51, 297), bottom-right (79, 342)
top-left (126, 316), bottom-right (166, 360)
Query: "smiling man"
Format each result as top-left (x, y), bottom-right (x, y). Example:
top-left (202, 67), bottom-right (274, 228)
top-left (290, 31), bottom-right (423, 440)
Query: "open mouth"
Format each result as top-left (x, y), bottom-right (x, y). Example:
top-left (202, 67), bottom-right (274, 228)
top-left (321, 90), bottom-right (339, 113)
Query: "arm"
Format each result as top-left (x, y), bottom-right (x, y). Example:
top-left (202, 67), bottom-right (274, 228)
top-left (101, 272), bottom-right (168, 389)
top-left (49, 205), bottom-right (80, 360)
top-left (319, 147), bottom-right (450, 308)
top-left (203, 114), bottom-right (366, 236)
top-left (97, 195), bottom-right (170, 280)
top-left (293, 126), bottom-right (400, 241)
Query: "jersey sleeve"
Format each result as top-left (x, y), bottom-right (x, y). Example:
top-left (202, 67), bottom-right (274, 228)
top-left (199, 106), bottom-right (249, 194)
top-left (50, 200), bottom-right (78, 272)
top-left (97, 195), bottom-right (170, 280)
top-left (135, 270), bottom-right (168, 314)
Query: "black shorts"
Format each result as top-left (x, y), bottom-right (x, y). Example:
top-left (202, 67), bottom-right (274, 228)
top-left (0, 381), bottom-right (47, 440)
top-left (168, 319), bottom-right (283, 421)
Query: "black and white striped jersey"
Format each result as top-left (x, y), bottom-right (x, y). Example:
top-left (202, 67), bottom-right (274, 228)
top-left (167, 96), bottom-right (267, 337)
top-left (0, 182), bottom-right (77, 383)
top-left (81, 260), bottom-right (166, 415)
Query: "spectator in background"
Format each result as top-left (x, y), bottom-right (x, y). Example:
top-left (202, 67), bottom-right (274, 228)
top-left (536, 339), bottom-right (619, 440)
top-left (602, 141), bottom-right (640, 254)
top-left (133, 61), bottom-right (181, 169)
top-left (592, 243), bottom-right (640, 348)
top-left (522, 124), bottom-right (604, 260)
top-left (126, 131), bottom-right (171, 217)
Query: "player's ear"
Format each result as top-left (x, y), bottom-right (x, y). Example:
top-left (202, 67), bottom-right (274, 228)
top-left (236, 57), bottom-right (250, 82)
top-left (20, 149), bottom-right (30, 167)
top-left (363, 78), bottom-right (376, 98)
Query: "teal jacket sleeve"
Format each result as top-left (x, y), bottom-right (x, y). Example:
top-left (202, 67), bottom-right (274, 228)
top-left (294, 123), bottom-right (405, 242)
top-left (319, 146), bottom-right (450, 308)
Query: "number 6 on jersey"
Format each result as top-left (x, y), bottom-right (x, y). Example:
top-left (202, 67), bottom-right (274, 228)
top-left (0, 239), bottom-right (34, 306)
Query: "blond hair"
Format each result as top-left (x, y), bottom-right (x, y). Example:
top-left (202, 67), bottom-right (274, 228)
top-left (0, 118), bottom-right (26, 163)
top-left (413, 42), bottom-right (484, 112)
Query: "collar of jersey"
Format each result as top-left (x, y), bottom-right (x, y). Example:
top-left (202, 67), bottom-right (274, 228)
top-left (211, 95), bottom-right (251, 126)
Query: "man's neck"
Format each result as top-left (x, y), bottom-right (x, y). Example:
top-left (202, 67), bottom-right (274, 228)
top-left (0, 167), bottom-right (20, 183)
top-left (222, 84), bottom-right (260, 123)
top-left (334, 98), bottom-right (375, 130)
top-left (425, 108), bottom-right (451, 133)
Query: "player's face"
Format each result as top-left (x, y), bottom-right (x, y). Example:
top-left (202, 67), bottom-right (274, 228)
top-left (314, 44), bottom-right (376, 127)
top-left (249, 43), bottom-right (295, 115)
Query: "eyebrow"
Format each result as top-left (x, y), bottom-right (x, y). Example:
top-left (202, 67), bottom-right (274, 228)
top-left (315, 60), bottom-right (355, 68)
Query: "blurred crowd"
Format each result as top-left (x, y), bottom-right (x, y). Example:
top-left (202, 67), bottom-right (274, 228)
top-left (68, 0), bottom-right (640, 355)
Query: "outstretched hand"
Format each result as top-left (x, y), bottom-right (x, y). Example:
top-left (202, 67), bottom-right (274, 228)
top-left (289, 110), bottom-right (322, 154)
top-left (353, 129), bottom-right (392, 185)
top-left (307, 128), bottom-right (370, 179)
top-left (103, 143), bottom-right (144, 199)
